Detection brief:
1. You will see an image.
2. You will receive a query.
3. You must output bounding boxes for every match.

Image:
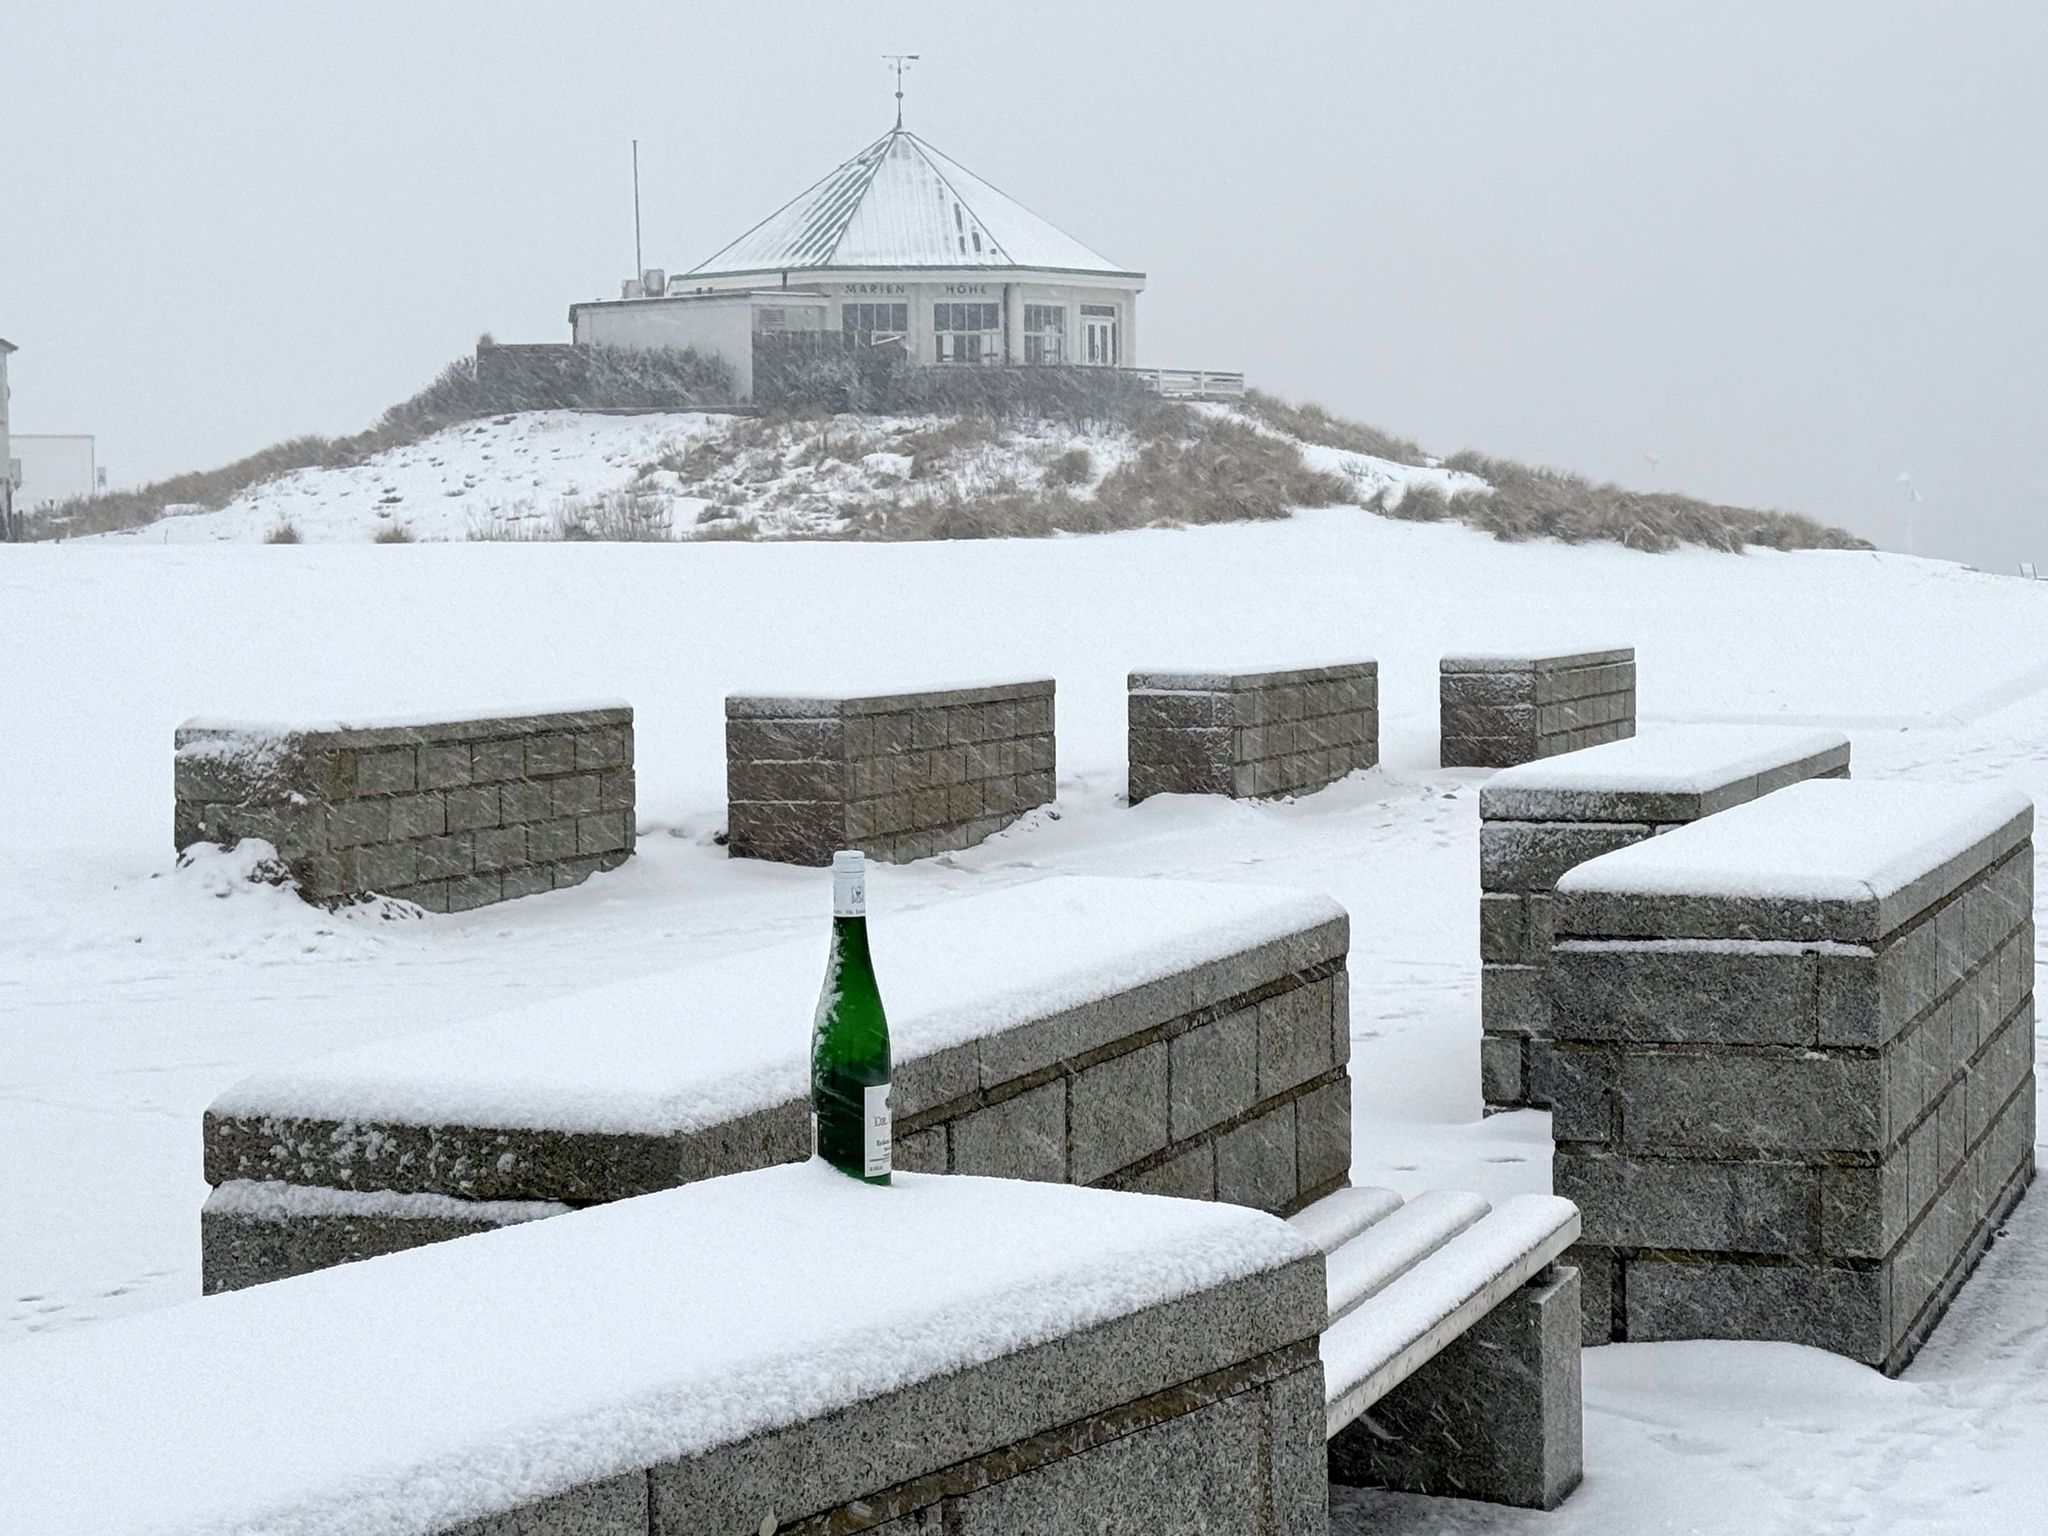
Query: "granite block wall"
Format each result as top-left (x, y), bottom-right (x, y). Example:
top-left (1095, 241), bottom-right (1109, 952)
top-left (1480, 731), bottom-right (1850, 1113)
top-left (1128, 662), bottom-right (1378, 803)
top-left (1441, 649), bottom-right (1635, 769)
top-left (1548, 792), bottom-right (2035, 1371)
top-left (173, 706), bottom-right (635, 913)
top-left (57, 1178), bottom-right (1330, 1536)
top-left (684, 1253), bottom-right (1330, 1536)
top-left (727, 681), bottom-right (1055, 865)
top-left (202, 910), bottom-right (1354, 1290)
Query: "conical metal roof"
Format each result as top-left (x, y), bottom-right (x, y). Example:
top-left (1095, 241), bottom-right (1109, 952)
top-left (685, 129), bottom-right (1136, 279)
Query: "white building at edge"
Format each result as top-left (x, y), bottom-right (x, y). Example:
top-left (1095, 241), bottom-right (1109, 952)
top-left (0, 338), bottom-right (15, 534)
top-left (570, 124), bottom-right (1143, 401)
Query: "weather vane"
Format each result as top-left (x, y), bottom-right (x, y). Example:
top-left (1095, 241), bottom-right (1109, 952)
top-left (884, 54), bottom-right (918, 129)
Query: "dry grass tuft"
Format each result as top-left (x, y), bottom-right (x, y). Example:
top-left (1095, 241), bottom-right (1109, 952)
top-left (263, 519), bottom-right (301, 545)
top-left (837, 406), bottom-right (1350, 541)
top-left (1420, 450), bottom-right (1868, 553)
top-left (1241, 389), bottom-right (1430, 465)
top-left (468, 490), bottom-right (678, 543)
top-left (1044, 446), bottom-right (1094, 488)
top-left (1242, 391), bottom-right (1867, 553)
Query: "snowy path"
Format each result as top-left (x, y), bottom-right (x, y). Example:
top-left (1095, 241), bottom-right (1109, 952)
top-left (2, 516), bottom-right (2044, 1528)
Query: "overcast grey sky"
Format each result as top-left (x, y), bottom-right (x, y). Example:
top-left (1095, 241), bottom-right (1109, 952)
top-left (5, 1), bottom-right (2044, 566)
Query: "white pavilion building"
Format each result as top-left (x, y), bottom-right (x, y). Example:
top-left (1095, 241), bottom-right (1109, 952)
top-left (569, 125), bottom-right (1145, 400)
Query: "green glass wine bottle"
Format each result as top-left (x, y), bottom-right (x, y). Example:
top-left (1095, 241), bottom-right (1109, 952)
top-left (812, 849), bottom-right (892, 1184)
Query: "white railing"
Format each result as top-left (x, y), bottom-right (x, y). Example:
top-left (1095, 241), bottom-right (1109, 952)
top-left (1126, 367), bottom-right (1247, 400)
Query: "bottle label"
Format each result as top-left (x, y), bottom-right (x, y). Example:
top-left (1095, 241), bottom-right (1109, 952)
top-left (833, 864), bottom-right (866, 918)
top-left (864, 1081), bottom-right (891, 1178)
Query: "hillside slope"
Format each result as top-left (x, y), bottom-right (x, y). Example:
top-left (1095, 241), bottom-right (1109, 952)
top-left (62, 360), bottom-right (1866, 553)
top-left (83, 405), bottom-right (1482, 546)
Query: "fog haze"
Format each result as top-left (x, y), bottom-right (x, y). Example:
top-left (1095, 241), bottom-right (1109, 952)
top-left (5, 0), bottom-right (2044, 567)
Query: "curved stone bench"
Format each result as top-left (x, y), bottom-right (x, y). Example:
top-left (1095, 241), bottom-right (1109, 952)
top-left (1479, 723), bottom-right (1851, 1113)
top-left (1294, 1186), bottom-right (1583, 1511)
top-left (10, 1165), bottom-right (1330, 1535)
top-left (204, 875), bottom-right (1354, 1290)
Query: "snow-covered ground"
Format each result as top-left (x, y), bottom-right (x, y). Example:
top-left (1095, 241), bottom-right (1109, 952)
top-left (4, 507), bottom-right (2046, 1531)
top-left (77, 406), bottom-right (1470, 544)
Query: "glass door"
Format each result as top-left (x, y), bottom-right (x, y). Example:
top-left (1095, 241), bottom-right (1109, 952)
top-left (1081, 305), bottom-right (1120, 366)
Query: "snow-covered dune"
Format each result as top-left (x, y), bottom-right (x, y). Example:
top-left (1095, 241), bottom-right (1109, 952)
top-left (81, 406), bottom-right (1480, 544)
top-left (4, 514), bottom-right (2046, 1532)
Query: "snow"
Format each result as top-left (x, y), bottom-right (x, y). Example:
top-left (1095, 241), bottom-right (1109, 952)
top-left (1320, 1194), bottom-right (1578, 1413)
top-left (1481, 724), bottom-right (1850, 802)
top-left (212, 876), bottom-right (1336, 1133)
top-left (1130, 658), bottom-right (1377, 686)
top-left (732, 678), bottom-right (1043, 708)
top-left (2, 1163), bottom-right (1309, 1536)
top-left (1286, 1184), bottom-right (1406, 1256)
top-left (1325, 1190), bottom-right (1492, 1322)
top-left (1555, 779), bottom-right (2033, 905)
top-left (1557, 937), bottom-right (1875, 958)
top-left (1204, 402), bottom-right (1489, 511)
top-left (4, 503), bottom-right (2047, 1531)
top-left (1440, 647), bottom-right (1632, 669)
top-left (78, 409), bottom-right (1148, 545)
top-left (91, 410), bottom-right (728, 545)
top-left (204, 1179), bottom-right (568, 1226)
top-left (180, 700), bottom-right (630, 737)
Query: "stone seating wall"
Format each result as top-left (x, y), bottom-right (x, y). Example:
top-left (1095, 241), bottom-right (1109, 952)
top-left (1441, 649), bottom-right (1635, 769)
top-left (201, 877), bottom-right (1354, 1291)
top-left (173, 705), bottom-right (635, 913)
top-left (727, 680), bottom-right (1055, 865)
top-left (18, 1166), bottom-right (1331, 1536)
top-left (1547, 779), bottom-right (2035, 1369)
top-left (1127, 662), bottom-right (1379, 803)
top-left (1479, 725), bottom-right (1851, 1113)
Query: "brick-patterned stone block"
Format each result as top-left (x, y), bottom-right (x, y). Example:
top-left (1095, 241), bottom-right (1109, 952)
top-left (1128, 661), bottom-right (1377, 803)
top-left (1549, 778), bottom-right (2034, 1373)
top-left (1441, 649), bottom-right (1635, 769)
top-left (1478, 725), bottom-right (1850, 1113)
top-left (173, 704), bottom-right (635, 913)
top-left (726, 681), bottom-right (1055, 866)
top-left (202, 878), bottom-right (1353, 1291)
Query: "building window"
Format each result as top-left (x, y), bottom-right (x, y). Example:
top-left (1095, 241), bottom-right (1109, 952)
top-left (842, 302), bottom-right (909, 350)
top-left (1023, 304), bottom-right (1065, 365)
top-left (754, 307), bottom-right (787, 333)
top-left (934, 301), bottom-right (1002, 364)
top-left (1081, 303), bottom-right (1120, 367)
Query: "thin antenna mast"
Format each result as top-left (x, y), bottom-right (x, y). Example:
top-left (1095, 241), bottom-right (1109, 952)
top-left (884, 54), bottom-right (919, 129)
top-left (631, 139), bottom-right (644, 280)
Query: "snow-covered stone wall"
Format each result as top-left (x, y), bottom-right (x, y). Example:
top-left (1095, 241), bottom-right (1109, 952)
top-left (1127, 662), bottom-right (1379, 803)
top-left (1440, 648), bottom-right (1637, 769)
top-left (726, 680), bottom-right (1056, 865)
top-left (1548, 780), bottom-right (2036, 1372)
top-left (200, 876), bottom-right (1354, 1289)
top-left (19, 1166), bottom-right (1330, 1535)
top-left (173, 705), bottom-right (635, 912)
top-left (1478, 725), bottom-right (1851, 1114)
